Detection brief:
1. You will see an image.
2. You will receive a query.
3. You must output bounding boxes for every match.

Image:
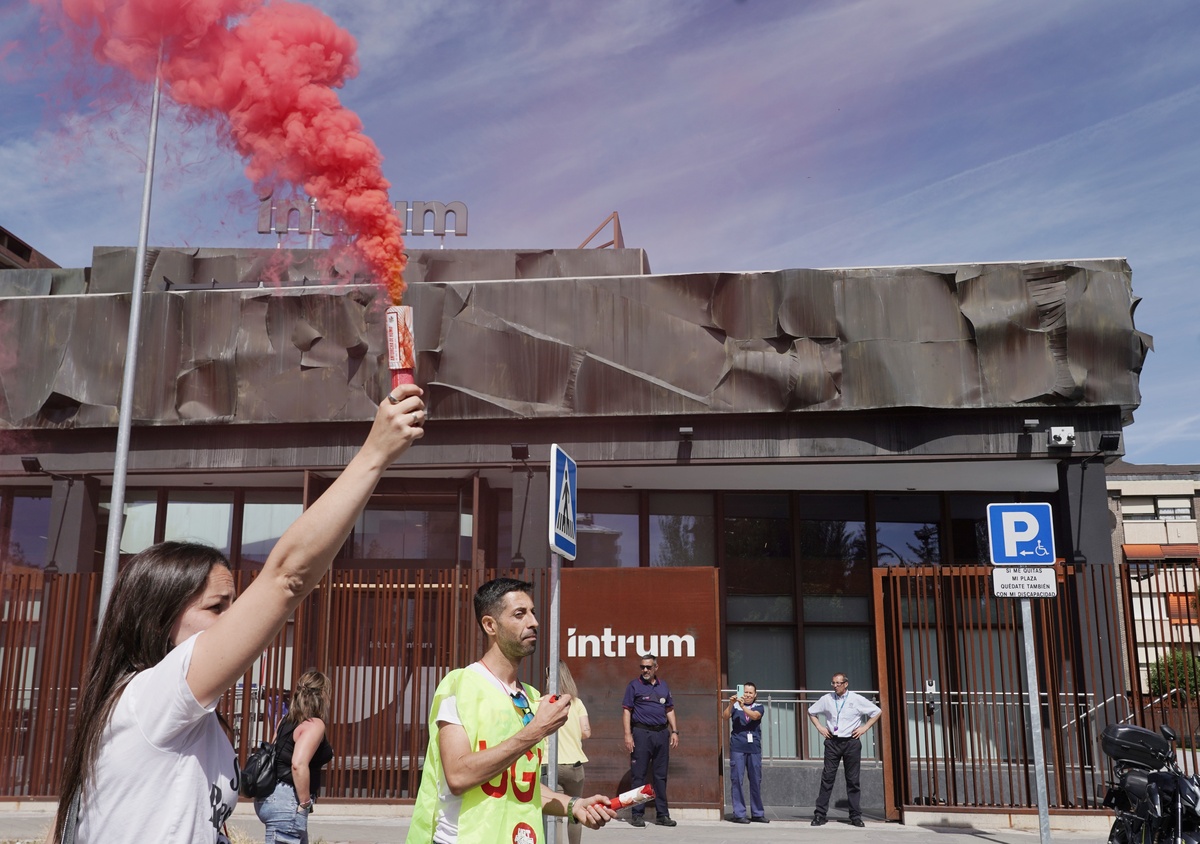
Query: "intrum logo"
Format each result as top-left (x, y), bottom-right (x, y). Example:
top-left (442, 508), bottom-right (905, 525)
top-left (566, 627), bottom-right (696, 659)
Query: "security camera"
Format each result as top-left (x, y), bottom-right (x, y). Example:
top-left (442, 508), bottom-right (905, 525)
top-left (1050, 426), bottom-right (1076, 447)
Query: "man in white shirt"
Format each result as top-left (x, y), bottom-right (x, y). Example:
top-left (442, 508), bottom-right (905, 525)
top-left (806, 672), bottom-right (881, 828)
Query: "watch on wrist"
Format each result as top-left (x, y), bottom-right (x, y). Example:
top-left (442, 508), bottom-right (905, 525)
top-left (670, 729), bottom-right (679, 734)
top-left (567, 797), bottom-right (580, 824)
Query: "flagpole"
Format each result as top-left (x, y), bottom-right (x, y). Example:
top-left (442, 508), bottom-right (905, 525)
top-left (99, 48), bottom-right (163, 624)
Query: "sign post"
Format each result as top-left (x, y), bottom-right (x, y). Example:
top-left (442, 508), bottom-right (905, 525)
top-left (987, 503), bottom-right (1054, 844)
top-left (547, 444), bottom-right (577, 843)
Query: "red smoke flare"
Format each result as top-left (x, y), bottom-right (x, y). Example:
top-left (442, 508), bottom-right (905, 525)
top-left (38, 0), bottom-right (407, 304)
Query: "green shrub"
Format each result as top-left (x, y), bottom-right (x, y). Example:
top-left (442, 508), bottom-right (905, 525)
top-left (1148, 649), bottom-right (1200, 700)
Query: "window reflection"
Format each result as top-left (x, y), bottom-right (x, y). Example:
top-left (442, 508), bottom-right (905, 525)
top-left (950, 493), bottom-right (1015, 564)
top-left (875, 494), bottom-right (941, 566)
top-left (8, 491), bottom-right (52, 569)
top-left (650, 492), bottom-right (714, 567)
top-left (348, 507), bottom-right (457, 565)
top-left (576, 492), bottom-right (638, 567)
top-left (99, 491), bottom-right (158, 555)
top-left (165, 491), bottom-right (234, 556)
top-left (240, 492), bottom-right (303, 567)
top-left (725, 494), bottom-right (793, 619)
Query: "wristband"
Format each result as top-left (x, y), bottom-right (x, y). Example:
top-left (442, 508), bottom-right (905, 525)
top-left (567, 797), bottom-right (580, 824)
top-left (670, 730), bottom-right (679, 734)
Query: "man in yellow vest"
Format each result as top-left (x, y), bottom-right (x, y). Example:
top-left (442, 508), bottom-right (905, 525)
top-left (408, 578), bottom-right (617, 844)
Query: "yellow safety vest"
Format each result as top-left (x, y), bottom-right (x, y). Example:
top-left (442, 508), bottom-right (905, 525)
top-left (407, 667), bottom-right (546, 844)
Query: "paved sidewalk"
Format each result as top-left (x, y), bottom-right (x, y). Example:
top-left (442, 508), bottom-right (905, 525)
top-left (0, 803), bottom-right (1111, 844)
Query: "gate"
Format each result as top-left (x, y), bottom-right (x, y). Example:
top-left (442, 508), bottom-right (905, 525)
top-left (874, 563), bottom-right (1131, 818)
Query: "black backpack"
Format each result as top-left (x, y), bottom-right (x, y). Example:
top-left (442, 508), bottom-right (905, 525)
top-left (240, 737), bottom-right (279, 798)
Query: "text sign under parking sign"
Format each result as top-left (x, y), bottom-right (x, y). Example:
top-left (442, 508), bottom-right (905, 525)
top-left (987, 503), bottom-right (1055, 566)
top-left (549, 444), bottom-right (577, 560)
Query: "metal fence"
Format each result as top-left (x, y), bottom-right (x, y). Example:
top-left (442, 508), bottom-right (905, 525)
top-left (8, 562), bottom-right (1200, 810)
top-left (0, 565), bottom-right (546, 800)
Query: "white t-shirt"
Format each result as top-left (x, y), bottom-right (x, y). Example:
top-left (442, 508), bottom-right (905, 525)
top-left (431, 662), bottom-right (521, 844)
top-left (77, 632), bottom-right (239, 843)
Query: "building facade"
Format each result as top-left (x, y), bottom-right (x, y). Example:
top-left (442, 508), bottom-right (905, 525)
top-left (0, 245), bottom-right (1152, 819)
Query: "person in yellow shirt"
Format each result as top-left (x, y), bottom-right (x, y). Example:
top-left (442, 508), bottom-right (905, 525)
top-left (407, 579), bottom-right (616, 844)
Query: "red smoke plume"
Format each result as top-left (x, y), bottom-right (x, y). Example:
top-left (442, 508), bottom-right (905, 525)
top-left (38, 0), bottom-right (407, 303)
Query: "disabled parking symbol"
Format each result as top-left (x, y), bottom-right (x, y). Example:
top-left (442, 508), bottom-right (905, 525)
top-left (986, 503), bottom-right (1056, 566)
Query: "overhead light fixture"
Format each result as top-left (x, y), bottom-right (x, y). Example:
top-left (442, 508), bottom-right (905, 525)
top-left (678, 426), bottom-right (694, 441)
top-left (1023, 419), bottom-right (1040, 432)
top-left (510, 444), bottom-right (529, 462)
top-left (21, 456), bottom-right (73, 481)
top-left (1098, 432), bottom-right (1121, 452)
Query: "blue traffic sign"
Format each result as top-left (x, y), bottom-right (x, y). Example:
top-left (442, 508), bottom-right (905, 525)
top-left (986, 503), bottom-right (1055, 566)
top-left (549, 444), bottom-right (577, 560)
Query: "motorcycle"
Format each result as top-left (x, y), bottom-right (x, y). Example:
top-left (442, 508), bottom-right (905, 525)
top-left (1102, 722), bottom-right (1200, 843)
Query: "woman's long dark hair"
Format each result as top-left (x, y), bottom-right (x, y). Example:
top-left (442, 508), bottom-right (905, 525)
top-left (53, 542), bottom-right (231, 843)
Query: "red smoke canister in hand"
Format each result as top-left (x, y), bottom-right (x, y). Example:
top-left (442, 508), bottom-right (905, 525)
top-left (386, 305), bottom-right (415, 388)
top-left (609, 785), bottom-right (654, 810)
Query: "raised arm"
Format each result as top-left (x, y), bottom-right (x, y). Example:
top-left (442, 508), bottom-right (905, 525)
top-left (188, 385), bottom-right (425, 705)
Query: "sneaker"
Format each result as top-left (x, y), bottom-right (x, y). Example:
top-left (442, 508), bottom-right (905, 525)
top-left (730, 817), bottom-right (750, 824)
top-left (630, 817), bottom-right (645, 828)
top-left (655, 816), bottom-right (678, 827)
top-left (750, 816), bottom-right (770, 823)
top-left (850, 818), bottom-right (865, 828)
top-left (811, 816), bottom-right (827, 826)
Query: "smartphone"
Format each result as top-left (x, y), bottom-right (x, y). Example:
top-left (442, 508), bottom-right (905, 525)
top-left (736, 684), bottom-right (745, 700)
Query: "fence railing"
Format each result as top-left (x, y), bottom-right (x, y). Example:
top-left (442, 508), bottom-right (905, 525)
top-left (717, 689), bottom-right (882, 761)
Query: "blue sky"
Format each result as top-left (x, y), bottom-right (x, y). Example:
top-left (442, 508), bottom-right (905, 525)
top-left (2, 0), bottom-right (1198, 463)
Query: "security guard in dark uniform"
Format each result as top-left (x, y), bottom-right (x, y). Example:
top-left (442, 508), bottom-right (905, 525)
top-left (621, 654), bottom-right (679, 827)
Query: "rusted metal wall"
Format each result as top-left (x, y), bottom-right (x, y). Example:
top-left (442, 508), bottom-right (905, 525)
top-left (0, 258), bottom-right (1149, 430)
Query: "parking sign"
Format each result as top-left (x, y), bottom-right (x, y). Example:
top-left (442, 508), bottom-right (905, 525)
top-left (986, 503), bottom-right (1055, 566)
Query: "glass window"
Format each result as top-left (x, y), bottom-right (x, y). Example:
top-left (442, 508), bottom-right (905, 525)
top-left (164, 491), bottom-right (234, 556)
top-left (650, 493), bottom-right (715, 566)
top-left (728, 625), bottom-right (797, 689)
top-left (875, 494), bottom-right (941, 566)
top-left (797, 493), bottom-right (871, 615)
top-left (1159, 498), bottom-right (1195, 521)
top-left (576, 491), bottom-right (639, 567)
top-left (100, 490), bottom-right (159, 555)
top-left (804, 627), bottom-right (873, 691)
top-left (348, 506), bottom-right (457, 564)
top-left (8, 490), bottom-right (52, 569)
top-left (950, 494), bottom-right (1016, 564)
top-left (240, 492), bottom-right (303, 567)
top-left (725, 494), bottom-right (794, 620)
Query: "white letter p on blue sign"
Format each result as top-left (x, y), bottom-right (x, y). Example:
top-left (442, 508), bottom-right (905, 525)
top-left (987, 503), bottom-right (1055, 566)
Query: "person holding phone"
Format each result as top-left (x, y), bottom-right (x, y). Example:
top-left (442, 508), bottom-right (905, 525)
top-left (722, 683), bottom-right (767, 824)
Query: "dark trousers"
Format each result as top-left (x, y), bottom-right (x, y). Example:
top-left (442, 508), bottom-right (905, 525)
top-left (814, 736), bottom-right (862, 819)
top-left (729, 750), bottom-right (763, 819)
top-left (630, 727), bottom-right (670, 818)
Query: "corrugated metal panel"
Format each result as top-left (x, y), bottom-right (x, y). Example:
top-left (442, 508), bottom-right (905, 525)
top-left (0, 256), bottom-right (1148, 429)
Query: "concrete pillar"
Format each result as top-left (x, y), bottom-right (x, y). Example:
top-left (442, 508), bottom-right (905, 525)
top-left (45, 475), bottom-right (101, 573)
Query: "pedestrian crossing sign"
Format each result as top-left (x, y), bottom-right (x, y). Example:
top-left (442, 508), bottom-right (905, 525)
top-left (549, 444), bottom-right (577, 560)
